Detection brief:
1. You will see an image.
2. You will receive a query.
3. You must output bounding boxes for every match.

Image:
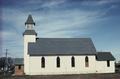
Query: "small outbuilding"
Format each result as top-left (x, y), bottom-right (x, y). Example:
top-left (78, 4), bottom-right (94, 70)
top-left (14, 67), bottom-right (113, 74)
top-left (14, 58), bottom-right (24, 75)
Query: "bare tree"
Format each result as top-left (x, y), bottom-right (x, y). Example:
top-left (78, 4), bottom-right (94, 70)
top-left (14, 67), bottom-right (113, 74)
top-left (0, 57), bottom-right (15, 75)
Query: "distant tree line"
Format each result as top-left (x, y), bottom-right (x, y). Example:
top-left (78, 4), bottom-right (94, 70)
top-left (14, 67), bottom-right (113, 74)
top-left (0, 57), bottom-right (15, 75)
top-left (115, 61), bottom-right (120, 73)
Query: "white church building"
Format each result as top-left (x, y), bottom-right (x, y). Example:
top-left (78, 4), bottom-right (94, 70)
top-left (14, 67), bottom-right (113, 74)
top-left (23, 15), bottom-right (115, 75)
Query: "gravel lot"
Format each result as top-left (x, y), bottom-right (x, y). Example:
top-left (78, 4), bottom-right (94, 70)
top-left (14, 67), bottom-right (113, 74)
top-left (0, 73), bottom-right (120, 79)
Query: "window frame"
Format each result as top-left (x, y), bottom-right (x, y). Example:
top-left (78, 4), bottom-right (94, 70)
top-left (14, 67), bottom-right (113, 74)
top-left (56, 56), bottom-right (60, 68)
top-left (85, 56), bottom-right (89, 67)
top-left (107, 60), bottom-right (110, 67)
top-left (71, 56), bottom-right (75, 67)
top-left (41, 57), bottom-right (45, 68)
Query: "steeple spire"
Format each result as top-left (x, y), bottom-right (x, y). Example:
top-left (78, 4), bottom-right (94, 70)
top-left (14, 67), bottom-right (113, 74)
top-left (23, 14), bottom-right (37, 36)
top-left (25, 14), bottom-right (35, 30)
top-left (25, 14), bottom-right (35, 25)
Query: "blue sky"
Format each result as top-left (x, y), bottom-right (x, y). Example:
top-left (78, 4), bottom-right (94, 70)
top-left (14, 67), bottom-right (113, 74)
top-left (0, 0), bottom-right (120, 61)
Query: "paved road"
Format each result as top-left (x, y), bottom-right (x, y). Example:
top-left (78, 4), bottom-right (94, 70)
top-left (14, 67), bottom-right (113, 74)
top-left (0, 73), bottom-right (120, 79)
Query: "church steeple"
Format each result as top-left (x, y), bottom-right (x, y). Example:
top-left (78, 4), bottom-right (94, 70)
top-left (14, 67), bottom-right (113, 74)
top-left (23, 15), bottom-right (37, 36)
top-left (25, 14), bottom-right (35, 30)
top-left (23, 15), bottom-right (37, 74)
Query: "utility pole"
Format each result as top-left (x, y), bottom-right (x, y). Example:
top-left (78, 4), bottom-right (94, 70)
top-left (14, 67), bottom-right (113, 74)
top-left (6, 49), bottom-right (8, 58)
top-left (4, 49), bottom-right (8, 76)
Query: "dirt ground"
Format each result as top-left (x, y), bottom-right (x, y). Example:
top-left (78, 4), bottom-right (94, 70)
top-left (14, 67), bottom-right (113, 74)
top-left (0, 73), bottom-right (120, 79)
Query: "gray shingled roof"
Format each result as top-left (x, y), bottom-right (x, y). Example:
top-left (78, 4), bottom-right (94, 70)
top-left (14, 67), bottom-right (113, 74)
top-left (23, 30), bottom-right (37, 35)
top-left (25, 14), bottom-right (35, 25)
top-left (14, 58), bottom-right (24, 65)
top-left (28, 38), bottom-right (96, 56)
top-left (96, 52), bottom-right (115, 61)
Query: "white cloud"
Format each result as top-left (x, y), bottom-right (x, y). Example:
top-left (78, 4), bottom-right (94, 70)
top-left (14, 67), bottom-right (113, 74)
top-left (1, 30), bottom-right (23, 57)
top-left (98, 0), bottom-right (119, 5)
top-left (81, 0), bottom-right (119, 6)
top-left (2, 6), bottom-right (106, 38)
top-left (32, 9), bottom-right (106, 38)
top-left (41, 0), bottom-right (66, 8)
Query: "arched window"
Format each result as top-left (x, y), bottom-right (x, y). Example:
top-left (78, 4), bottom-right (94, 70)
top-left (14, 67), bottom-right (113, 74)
top-left (41, 57), bottom-right (45, 68)
top-left (56, 57), bottom-right (60, 68)
top-left (85, 56), bottom-right (89, 67)
top-left (71, 56), bottom-right (75, 67)
top-left (107, 60), bottom-right (110, 67)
